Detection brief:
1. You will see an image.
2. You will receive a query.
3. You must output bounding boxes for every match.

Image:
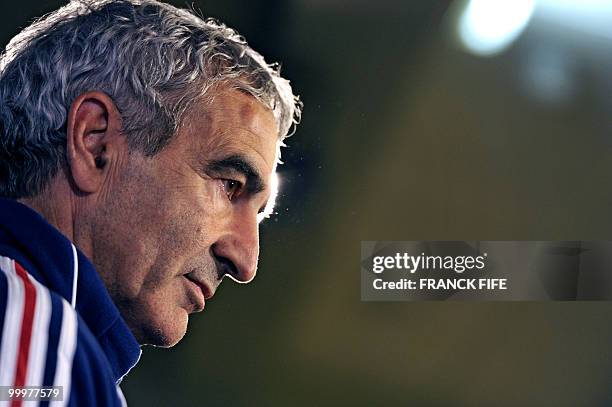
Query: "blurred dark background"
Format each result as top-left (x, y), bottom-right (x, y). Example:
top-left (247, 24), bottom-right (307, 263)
top-left (3, 0), bottom-right (612, 405)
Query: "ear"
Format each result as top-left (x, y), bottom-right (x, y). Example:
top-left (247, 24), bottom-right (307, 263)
top-left (66, 91), bottom-right (124, 194)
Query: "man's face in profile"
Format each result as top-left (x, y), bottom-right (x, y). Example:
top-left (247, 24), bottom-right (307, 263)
top-left (90, 89), bottom-right (279, 347)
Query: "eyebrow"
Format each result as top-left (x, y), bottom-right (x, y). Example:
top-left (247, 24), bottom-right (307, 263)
top-left (206, 154), bottom-right (266, 194)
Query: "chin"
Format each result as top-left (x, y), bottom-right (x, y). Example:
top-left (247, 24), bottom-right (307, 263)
top-left (114, 282), bottom-right (195, 347)
top-left (135, 306), bottom-right (190, 348)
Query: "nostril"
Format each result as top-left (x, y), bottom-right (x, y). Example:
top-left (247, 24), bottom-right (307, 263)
top-left (210, 241), bottom-right (257, 283)
top-left (213, 253), bottom-right (238, 279)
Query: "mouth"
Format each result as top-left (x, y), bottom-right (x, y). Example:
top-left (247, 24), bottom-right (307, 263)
top-left (185, 272), bottom-right (215, 300)
top-left (184, 272), bottom-right (214, 301)
top-left (183, 275), bottom-right (205, 312)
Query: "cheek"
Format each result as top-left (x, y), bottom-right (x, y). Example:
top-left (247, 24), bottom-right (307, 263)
top-left (164, 177), bottom-right (228, 240)
top-left (102, 159), bottom-right (232, 297)
top-left (137, 176), bottom-right (230, 282)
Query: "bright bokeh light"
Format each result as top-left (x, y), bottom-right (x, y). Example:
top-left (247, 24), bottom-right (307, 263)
top-left (458, 0), bottom-right (536, 56)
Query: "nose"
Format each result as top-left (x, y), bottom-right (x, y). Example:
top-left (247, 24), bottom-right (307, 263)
top-left (212, 209), bottom-right (259, 283)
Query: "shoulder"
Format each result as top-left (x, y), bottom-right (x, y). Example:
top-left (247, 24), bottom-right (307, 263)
top-left (0, 255), bottom-right (126, 406)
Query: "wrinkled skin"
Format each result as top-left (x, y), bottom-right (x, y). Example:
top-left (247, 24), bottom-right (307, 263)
top-left (25, 89), bottom-right (279, 347)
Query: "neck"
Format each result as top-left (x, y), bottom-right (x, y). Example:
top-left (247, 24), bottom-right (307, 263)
top-left (17, 177), bottom-right (93, 259)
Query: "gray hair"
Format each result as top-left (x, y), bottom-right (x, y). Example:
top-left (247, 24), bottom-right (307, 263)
top-left (0, 0), bottom-right (301, 198)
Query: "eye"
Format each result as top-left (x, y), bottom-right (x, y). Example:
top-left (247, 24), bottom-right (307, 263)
top-left (221, 179), bottom-right (242, 200)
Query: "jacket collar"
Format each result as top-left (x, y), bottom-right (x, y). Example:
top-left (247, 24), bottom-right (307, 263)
top-left (0, 198), bottom-right (141, 383)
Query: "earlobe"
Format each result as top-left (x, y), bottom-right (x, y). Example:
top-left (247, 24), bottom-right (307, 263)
top-left (66, 91), bottom-right (120, 194)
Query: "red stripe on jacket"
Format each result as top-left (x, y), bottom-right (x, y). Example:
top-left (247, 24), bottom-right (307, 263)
top-left (11, 262), bottom-right (37, 407)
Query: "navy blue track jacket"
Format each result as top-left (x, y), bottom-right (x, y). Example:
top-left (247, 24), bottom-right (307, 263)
top-left (0, 198), bottom-right (141, 406)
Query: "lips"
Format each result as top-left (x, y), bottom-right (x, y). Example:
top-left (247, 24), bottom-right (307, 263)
top-left (183, 275), bottom-right (205, 312)
top-left (184, 273), bottom-right (214, 300)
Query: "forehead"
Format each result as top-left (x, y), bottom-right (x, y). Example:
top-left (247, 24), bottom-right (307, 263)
top-left (181, 89), bottom-right (279, 171)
